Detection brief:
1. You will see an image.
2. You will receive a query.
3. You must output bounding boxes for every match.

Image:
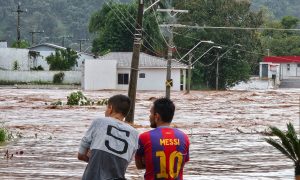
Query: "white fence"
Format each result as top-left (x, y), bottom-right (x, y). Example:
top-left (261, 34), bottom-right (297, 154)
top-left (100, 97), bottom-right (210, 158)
top-left (0, 70), bottom-right (82, 84)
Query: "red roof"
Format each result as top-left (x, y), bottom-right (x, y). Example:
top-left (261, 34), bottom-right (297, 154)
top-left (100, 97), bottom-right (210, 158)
top-left (264, 56), bottom-right (300, 63)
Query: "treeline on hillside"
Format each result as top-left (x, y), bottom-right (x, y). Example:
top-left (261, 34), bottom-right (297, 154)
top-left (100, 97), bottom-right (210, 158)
top-left (0, 0), bottom-right (129, 49)
top-left (251, 0), bottom-right (300, 19)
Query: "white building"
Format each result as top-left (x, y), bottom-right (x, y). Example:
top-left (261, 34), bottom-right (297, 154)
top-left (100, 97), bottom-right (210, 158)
top-left (0, 47), bottom-right (30, 70)
top-left (29, 43), bottom-right (95, 71)
top-left (263, 56), bottom-right (300, 80)
top-left (83, 52), bottom-right (188, 91)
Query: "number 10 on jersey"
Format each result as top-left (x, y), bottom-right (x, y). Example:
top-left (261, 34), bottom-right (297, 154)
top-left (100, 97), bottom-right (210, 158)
top-left (156, 151), bottom-right (183, 179)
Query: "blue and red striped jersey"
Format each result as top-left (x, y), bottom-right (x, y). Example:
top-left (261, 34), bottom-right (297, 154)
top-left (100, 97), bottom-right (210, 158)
top-left (136, 127), bottom-right (190, 180)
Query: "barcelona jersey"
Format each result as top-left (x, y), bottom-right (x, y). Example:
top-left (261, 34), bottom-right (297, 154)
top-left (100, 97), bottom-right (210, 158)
top-left (136, 127), bottom-right (190, 180)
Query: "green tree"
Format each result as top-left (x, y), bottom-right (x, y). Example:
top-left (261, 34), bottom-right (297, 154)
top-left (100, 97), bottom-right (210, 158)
top-left (11, 40), bottom-right (30, 48)
top-left (89, 1), bottom-right (165, 55)
top-left (264, 123), bottom-right (300, 179)
top-left (261, 16), bottom-right (300, 56)
top-left (173, 0), bottom-right (264, 89)
top-left (46, 48), bottom-right (79, 70)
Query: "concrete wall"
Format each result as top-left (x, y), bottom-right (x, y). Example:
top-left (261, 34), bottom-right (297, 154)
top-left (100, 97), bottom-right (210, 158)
top-left (0, 42), bottom-right (7, 48)
top-left (83, 60), bottom-right (185, 91)
top-left (280, 63), bottom-right (300, 79)
top-left (0, 48), bottom-right (29, 70)
top-left (117, 68), bottom-right (183, 91)
top-left (0, 70), bottom-right (81, 84)
top-left (83, 60), bottom-right (117, 90)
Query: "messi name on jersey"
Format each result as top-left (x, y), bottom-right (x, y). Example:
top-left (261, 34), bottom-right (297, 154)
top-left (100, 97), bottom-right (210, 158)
top-left (159, 138), bottom-right (180, 146)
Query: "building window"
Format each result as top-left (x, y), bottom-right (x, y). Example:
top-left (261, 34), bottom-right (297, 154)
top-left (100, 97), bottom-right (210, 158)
top-left (287, 64), bottom-right (290, 71)
top-left (118, 74), bottom-right (129, 85)
top-left (139, 73), bottom-right (145, 78)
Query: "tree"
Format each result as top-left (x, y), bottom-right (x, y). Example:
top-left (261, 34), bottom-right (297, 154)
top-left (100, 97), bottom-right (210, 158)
top-left (264, 123), bottom-right (300, 179)
top-left (11, 40), bottom-right (30, 48)
top-left (46, 48), bottom-right (79, 70)
top-left (261, 16), bottom-right (300, 56)
top-left (173, 0), bottom-right (264, 89)
top-left (89, 1), bottom-right (165, 56)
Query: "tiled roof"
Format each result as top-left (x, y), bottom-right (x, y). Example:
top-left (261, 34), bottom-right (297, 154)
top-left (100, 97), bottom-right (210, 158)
top-left (264, 56), bottom-right (300, 63)
top-left (29, 43), bottom-right (66, 50)
top-left (99, 52), bottom-right (188, 69)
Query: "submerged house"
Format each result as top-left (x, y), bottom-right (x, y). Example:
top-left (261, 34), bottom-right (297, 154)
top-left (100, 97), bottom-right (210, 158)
top-left (83, 52), bottom-right (188, 91)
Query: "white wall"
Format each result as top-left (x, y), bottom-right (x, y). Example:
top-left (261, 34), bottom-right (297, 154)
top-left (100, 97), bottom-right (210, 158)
top-left (280, 63), bottom-right (300, 79)
top-left (0, 48), bottom-right (29, 70)
top-left (83, 60), bottom-right (117, 90)
top-left (32, 50), bottom-right (93, 71)
top-left (0, 70), bottom-right (81, 84)
top-left (117, 68), bottom-right (182, 91)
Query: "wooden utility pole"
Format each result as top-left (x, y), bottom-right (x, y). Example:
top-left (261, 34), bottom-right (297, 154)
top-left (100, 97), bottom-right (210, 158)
top-left (125, 0), bottom-right (144, 123)
top-left (158, 8), bottom-right (188, 99)
top-left (29, 31), bottom-right (44, 45)
top-left (187, 53), bottom-right (192, 93)
top-left (13, 2), bottom-right (25, 48)
top-left (216, 53), bottom-right (220, 90)
top-left (78, 39), bottom-right (88, 52)
top-left (166, 27), bottom-right (173, 99)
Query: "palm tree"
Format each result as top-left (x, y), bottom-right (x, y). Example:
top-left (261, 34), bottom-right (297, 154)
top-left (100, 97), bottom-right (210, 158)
top-left (264, 122), bottom-right (300, 179)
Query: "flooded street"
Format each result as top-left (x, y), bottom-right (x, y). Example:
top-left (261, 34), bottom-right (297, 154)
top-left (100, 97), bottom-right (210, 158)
top-left (0, 88), bottom-right (299, 179)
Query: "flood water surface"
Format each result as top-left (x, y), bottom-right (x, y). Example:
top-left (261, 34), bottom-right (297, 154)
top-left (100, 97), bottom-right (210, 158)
top-left (0, 88), bottom-right (299, 179)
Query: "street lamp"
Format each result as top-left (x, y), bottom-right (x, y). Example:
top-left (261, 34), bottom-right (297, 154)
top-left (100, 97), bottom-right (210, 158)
top-left (182, 40), bottom-right (214, 93)
top-left (216, 43), bottom-right (242, 90)
top-left (179, 40), bottom-right (214, 62)
top-left (191, 46), bottom-right (222, 66)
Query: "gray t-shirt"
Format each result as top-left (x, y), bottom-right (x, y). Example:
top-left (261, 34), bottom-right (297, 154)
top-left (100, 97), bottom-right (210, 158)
top-left (78, 117), bottom-right (139, 180)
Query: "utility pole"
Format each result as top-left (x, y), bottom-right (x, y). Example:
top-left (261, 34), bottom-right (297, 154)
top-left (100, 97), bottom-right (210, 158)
top-left (125, 0), bottom-right (144, 123)
top-left (13, 2), bottom-right (26, 48)
top-left (187, 53), bottom-right (192, 93)
top-left (216, 53), bottom-right (220, 90)
top-left (61, 36), bottom-right (72, 47)
top-left (166, 26), bottom-right (174, 99)
top-left (158, 8), bottom-right (188, 99)
top-left (77, 39), bottom-right (88, 52)
top-left (29, 30), bottom-right (44, 45)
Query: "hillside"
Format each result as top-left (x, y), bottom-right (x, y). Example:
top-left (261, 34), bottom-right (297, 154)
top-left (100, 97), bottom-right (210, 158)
top-left (0, 0), bottom-right (129, 50)
top-left (251, 0), bottom-right (300, 19)
top-left (0, 0), bottom-right (299, 50)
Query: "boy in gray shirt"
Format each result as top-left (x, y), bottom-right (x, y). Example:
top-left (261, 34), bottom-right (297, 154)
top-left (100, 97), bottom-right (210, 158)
top-left (78, 94), bottom-right (139, 180)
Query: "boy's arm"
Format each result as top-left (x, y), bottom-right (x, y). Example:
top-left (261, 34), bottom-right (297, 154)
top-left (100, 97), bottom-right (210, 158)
top-left (78, 148), bottom-right (90, 163)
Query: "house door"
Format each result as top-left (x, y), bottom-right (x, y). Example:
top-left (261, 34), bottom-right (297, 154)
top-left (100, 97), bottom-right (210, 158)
top-left (262, 64), bottom-right (268, 78)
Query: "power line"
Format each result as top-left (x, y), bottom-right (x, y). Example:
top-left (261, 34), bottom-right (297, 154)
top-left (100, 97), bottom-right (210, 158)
top-left (159, 24), bottom-right (300, 32)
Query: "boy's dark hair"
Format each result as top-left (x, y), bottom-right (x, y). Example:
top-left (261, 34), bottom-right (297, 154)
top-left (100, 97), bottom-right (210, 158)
top-left (153, 98), bottom-right (175, 123)
top-left (108, 94), bottom-right (131, 117)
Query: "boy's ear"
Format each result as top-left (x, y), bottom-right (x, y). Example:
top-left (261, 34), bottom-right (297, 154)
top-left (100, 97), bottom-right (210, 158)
top-left (154, 112), bottom-right (160, 121)
top-left (107, 105), bottom-right (113, 114)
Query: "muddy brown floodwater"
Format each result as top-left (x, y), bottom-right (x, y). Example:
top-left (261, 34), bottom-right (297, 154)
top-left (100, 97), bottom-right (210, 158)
top-left (0, 88), bottom-right (299, 180)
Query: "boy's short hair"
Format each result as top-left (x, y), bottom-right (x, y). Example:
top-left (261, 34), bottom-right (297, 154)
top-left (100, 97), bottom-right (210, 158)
top-left (108, 94), bottom-right (131, 117)
top-left (153, 98), bottom-right (175, 123)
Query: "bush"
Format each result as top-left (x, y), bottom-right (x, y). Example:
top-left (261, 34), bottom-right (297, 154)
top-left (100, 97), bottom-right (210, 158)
top-left (67, 91), bottom-right (91, 106)
top-left (12, 60), bottom-right (20, 70)
top-left (53, 72), bottom-right (65, 84)
top-left (30, 65), bottom-right (44, 71)
top-left (0, 128), bottom-right (6, 142)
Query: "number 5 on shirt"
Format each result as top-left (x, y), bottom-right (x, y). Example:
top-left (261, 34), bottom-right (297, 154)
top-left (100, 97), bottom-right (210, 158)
top-left (156, 151), bottom-right (183, 178)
